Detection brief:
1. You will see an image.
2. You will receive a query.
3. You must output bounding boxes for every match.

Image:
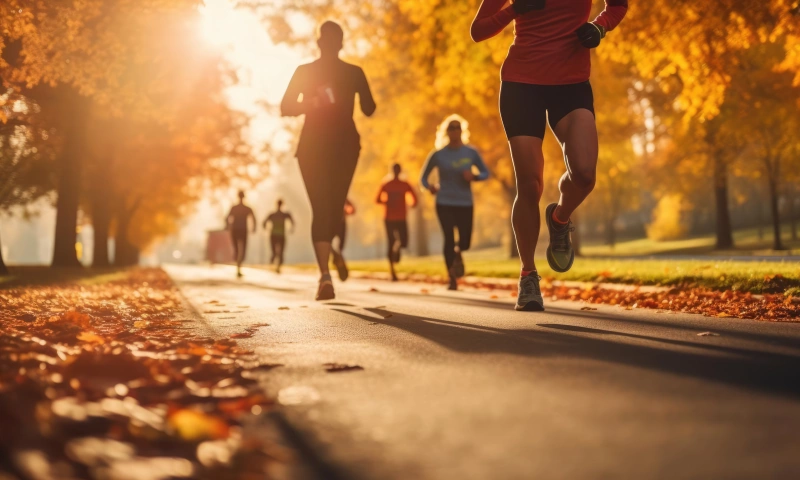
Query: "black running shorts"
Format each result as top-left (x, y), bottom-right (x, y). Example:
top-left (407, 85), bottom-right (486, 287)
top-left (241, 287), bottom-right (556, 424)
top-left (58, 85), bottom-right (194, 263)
top-left (499, 81), bottom-right (595, 140)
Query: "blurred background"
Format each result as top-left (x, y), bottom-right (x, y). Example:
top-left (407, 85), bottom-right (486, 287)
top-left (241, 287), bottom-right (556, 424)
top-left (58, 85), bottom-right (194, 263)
top-left (1, 0), bottom-right (799, 273)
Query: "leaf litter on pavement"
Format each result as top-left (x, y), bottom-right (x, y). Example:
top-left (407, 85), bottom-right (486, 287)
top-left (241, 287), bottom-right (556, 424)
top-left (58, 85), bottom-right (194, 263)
top-left (0, 268), bottom-right (291, 479)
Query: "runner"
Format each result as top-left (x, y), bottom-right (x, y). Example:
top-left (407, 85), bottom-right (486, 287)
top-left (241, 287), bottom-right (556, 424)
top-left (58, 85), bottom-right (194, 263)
top-left (330, 198), bottom-right (355, 282)
top-left (376, 164), bottom-right (418, 281)
top-left (471, 0), bottom-right (628, 311)
top-left (281, 21), bottom-right (376, 301)
top-left (420, 115), bottom-right (490, 291)
top-left (263, 199), bottom-right (294, 273)
top-left (226, 190), bottom-right (256, 278)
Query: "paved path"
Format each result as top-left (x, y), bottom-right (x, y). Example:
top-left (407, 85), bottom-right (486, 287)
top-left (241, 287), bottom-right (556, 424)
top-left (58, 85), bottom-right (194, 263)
top-left (166, 264), bottom-right (800, 480)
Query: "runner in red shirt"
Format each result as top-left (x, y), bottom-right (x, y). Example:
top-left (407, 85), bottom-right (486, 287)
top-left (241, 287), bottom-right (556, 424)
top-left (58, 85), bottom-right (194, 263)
top-left (471, 0), bottom-right (627, 311)
top-left (377, 164), bottom-right (418, 281)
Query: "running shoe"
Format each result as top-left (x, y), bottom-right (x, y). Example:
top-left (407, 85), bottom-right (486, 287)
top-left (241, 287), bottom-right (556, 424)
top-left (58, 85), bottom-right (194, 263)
top-left (545, 203), bottom-right (575, 273)
top-left (515, 274), bottom-right (545, 312)
top-left (316, 275), bottom-right (335, 301)
top-left (451, 249), bottom-right (465, 279)
top-left (331, 250), bottom-right (349, 282)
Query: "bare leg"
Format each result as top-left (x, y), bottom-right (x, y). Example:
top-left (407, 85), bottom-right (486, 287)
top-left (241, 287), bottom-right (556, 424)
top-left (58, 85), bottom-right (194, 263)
top-left (551, 109), bottom-right (598, 221)
top-left (313, 241), bottom-right (332, 276)
top-left (508, 136), bottom-right (546, 272)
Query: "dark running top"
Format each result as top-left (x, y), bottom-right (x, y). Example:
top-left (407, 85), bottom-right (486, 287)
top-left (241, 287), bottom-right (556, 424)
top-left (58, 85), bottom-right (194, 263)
top-left (227, 203), bottom-right (254, 232)
top-left (266, 211), bottom-right (293, 237)
top-left (281, 58), bottom-right (376, 159)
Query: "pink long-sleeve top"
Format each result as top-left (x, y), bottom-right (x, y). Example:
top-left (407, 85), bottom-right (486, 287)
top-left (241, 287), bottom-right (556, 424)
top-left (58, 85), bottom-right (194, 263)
top-left (471, 0), bottom-right (628, 85)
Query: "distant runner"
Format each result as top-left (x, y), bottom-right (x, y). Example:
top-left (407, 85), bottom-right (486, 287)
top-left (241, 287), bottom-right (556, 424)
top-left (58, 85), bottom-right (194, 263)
top-left (263, 199), bottom-right (294, 274)
top-left (420, 115), bottom-right (490, 291)
top-left (376, 164), bottom-right (417, 281)
top-left (226, 190), bottom-right (256, 278)
top-left (331, 198), bottom-right (355, 282)
top-left (281, 21), bottom-right (376, 300)
top-left (471, 0), bottom-right (628, 311)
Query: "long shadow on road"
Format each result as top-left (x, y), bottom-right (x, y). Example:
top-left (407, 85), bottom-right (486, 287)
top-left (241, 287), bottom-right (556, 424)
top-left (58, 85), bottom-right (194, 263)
top-left (372, 290), bottom-right (800, 351)
top-left (333, 307), bottom-right (800, 399)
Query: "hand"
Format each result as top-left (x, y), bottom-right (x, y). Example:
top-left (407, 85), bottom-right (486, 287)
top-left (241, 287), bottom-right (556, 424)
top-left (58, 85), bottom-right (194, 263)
top-left (512, 0), bottom-right (545, 15)
top-left (462, 170), bottom-right (476, 182)
top-left (428, 184), bottom-right (439, 195)
top-left (576, 22), bottom-right (605, 49)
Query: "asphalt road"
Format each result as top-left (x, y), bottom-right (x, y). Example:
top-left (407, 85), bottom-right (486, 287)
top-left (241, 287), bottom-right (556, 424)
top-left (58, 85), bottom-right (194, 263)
top-left (166, 264), bottom-right (800, 480)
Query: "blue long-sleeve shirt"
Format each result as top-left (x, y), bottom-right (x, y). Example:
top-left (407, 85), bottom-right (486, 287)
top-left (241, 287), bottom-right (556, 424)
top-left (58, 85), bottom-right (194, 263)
top-left (420, 145), bottom-right (490, 207)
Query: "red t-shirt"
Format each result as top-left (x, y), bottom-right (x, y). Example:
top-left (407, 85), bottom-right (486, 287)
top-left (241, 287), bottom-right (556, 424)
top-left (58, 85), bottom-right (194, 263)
top-left (377, 179), bottom-right (417, 221)
top-left (471, 0), bottom-right (628, 85)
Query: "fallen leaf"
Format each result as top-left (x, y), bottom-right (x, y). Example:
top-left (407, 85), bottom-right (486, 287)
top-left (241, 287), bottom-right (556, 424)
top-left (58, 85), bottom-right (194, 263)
top-left (580, 307), bottom-right (598, 311)
top-left (167, 409), bottom-right (229, 441)
top-left (323, 363), bottom-right (364, 373)
top-left (278, 307), bottom-right (289, 310)
top-left (369, 287), bottom-right (379, 292)
top-left (697, 332), bottom-right (720, 337)
top-left (489, 295), bottom-right (499, 299)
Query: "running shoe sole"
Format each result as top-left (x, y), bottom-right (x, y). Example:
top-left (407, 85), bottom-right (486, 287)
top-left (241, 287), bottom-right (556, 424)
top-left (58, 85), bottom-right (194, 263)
top-left (545, 203), bottom-right (575, 273)
top-left (515, 301), bottom-right (545, 312)
top-left (315, 281), bottom-right (335, 301)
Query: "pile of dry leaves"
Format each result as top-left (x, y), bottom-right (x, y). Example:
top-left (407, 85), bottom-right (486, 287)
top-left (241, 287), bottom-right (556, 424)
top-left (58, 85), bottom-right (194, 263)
top-left (0, 269), bottom-right (286, 480)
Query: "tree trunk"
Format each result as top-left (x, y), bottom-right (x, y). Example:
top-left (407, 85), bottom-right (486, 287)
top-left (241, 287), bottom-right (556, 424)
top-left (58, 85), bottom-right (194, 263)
top-left (51, 90), bottom-right (89, 268)
top-left (0, 228), bottom-right (8, 276)
top-left (713, 156), bottom-right (734, 249)
top-left (768, 178), bottom-right (785, 250)
top-left (789, 185), bottom-right (797, 241)
top-left (414, 192), bottom-right (429, 257)
top-left (114, 208), bottom-right (138, 266)
top-left (91, 195), bottom-right (111, 267)
top-left (605, 216), bottom-right (616, 248)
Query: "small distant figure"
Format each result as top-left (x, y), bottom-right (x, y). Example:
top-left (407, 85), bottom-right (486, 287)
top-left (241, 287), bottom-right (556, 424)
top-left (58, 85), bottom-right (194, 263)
top-left (281, 20), bottom-right (376, 301)
top-left (331, 198), bottom-right (355, 282)
top-left (420, 115), bottom-right (489, 291)
top-left (263, 199), bottom-right (294, 274)
top-left (376, 163), bottom-right (417, 281)
top-left (226, 190), bottom-right (256, 278)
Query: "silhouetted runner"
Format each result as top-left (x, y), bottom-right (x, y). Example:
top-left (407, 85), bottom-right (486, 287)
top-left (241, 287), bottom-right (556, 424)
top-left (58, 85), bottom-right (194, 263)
top-left (377, 164), bottom-right (418, 281)
top-left (420, 115), bottom-right (490, 291)
top-left (281, 21), bottom-right (376, 301)
top-left (330, 198), bottom-right (355, 282)
top-left (471, 0), bottom-right (627, 311)
top-left (226, 190), bottom-right (256, 278)
top-left (263, 199), bottom-right (294, 274)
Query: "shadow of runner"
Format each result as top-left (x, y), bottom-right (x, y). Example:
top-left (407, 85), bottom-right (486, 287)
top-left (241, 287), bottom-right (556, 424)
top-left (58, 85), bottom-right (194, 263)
top-left (176, 277), bottom-right (302, 293)
top-left (331, 308), bottom-right (800, 399)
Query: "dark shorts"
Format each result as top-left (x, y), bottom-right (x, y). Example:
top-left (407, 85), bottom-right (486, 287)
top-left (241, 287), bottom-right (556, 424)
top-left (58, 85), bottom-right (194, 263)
top-left (385, 220), bottom-right (409, 255)
top-left (499, 81), bottom-right (595, 140)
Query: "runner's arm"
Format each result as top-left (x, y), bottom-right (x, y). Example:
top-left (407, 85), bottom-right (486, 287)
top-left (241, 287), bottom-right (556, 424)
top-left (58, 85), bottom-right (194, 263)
top-left (357, 67), bottom-right (377, 117)
top-left (419, 152), bottom-right (437, 191)
top-left (376, 186), bottom-right (387, 204)
top-left (249, 209), bottom-right (257, 233)
top-left (262, 215), bottom-right (270, 230)
top-left (471, 0), bottom-right (516, 43)
top-left (288, 213), bottom-right (295, 233)
top-left (407, 184), bottom-right (418, 208)
top-left (473, 151), bottom-right (490, 181)
top-left (281, 66), bottom-right (306, 117)
top-left (592, 0), bottom-right (628, 32)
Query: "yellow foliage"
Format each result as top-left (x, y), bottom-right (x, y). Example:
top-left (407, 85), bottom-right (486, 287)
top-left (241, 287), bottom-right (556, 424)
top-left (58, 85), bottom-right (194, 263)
top-left (646, 194), bottom-right (689, 241)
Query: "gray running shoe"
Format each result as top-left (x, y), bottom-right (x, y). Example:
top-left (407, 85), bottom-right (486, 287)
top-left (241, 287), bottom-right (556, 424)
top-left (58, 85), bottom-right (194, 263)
top-left (545, 203), bottom-right (575, 273)
top-left (515, 274), bottom-right (545, 311)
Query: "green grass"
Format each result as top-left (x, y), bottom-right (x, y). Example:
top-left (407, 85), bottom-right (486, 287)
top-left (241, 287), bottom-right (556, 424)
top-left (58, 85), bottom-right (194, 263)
top-left (580, 225), bottom-right (800, 257)
top-left (334, 249), bottom-right (800, 294)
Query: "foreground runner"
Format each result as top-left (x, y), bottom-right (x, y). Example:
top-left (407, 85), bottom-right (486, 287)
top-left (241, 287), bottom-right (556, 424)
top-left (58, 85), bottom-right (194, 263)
top-left (263, 199), bottom-right (294, 273)
top-left (471, 0), bottom-right (628, 311)
top-left (376, 164), bottom-right (418, 281)
top-left (331, 198), bottom-right (355, 282)
top-left (420, 115), bottom-right (490, 291)
top-left (226, 190), bottom-right (256, 278)
top-left (281, 21), bottom-right (376, 300)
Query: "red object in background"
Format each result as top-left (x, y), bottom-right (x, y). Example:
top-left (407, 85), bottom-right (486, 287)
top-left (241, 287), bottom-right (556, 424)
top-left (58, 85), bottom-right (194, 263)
top-left (206, 230), bottom-right (234, 264)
